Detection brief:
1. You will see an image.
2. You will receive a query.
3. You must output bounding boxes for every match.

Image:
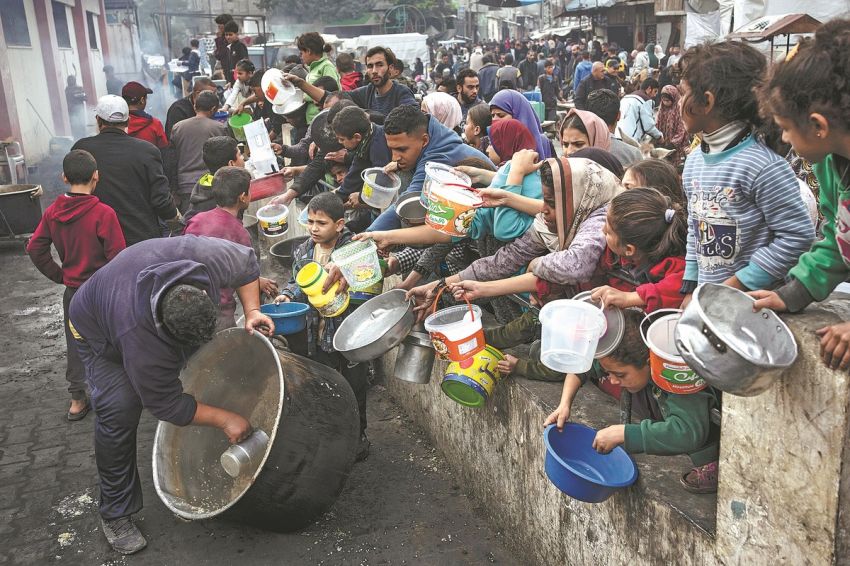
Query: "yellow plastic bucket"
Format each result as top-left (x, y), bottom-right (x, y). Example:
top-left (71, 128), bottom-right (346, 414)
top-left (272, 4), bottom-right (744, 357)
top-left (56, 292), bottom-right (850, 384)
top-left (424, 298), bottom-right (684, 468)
top-left (441, 345), bottom-right (505, 408)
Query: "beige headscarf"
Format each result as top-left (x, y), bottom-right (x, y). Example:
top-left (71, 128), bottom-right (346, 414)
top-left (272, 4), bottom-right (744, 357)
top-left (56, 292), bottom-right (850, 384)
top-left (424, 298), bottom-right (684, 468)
top-left (561, 108), bottom-right (612, 152)
top-left (422, 92), bottom-right (463, 131)
top-left (531, 157), bottom-right (623, 252)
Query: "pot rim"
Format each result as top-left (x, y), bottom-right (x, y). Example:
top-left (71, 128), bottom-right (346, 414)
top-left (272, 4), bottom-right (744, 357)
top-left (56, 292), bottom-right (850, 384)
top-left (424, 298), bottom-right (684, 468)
top-left (333, 289), bottom-right (414, 356)
top-left (691, 283), bottom-right (797, 369)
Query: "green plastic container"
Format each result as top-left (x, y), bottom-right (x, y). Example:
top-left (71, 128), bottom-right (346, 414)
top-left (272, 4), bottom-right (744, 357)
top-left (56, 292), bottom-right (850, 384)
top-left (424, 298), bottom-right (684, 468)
top-left (530, 100), bottom-right (546, 123)
top-left (229, 113), bottom-right (253, 141)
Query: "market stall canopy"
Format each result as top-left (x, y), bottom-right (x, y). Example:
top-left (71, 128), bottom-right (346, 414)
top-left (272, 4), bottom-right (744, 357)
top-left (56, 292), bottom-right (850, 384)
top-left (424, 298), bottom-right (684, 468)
top-left (340, 33), bottom-right (429, 67)
top-left (530, 19), bottom-right (585, 38)
top-left (557, 0), bottom-right (616, 14)
top-left (726, 13), bottom-right (821, 41)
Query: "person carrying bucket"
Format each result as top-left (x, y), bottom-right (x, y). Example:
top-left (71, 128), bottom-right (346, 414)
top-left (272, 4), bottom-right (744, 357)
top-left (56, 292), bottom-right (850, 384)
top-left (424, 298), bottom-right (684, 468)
top-left (543, 309), bottom-right (721, 494)
top-left (274, 193), bottom-right (372, 462)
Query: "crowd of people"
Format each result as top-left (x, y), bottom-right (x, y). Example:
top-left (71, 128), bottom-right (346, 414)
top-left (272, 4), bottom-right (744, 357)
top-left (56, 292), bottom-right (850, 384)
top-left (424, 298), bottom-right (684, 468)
top-left (21, 16), bottom-right (850, 557)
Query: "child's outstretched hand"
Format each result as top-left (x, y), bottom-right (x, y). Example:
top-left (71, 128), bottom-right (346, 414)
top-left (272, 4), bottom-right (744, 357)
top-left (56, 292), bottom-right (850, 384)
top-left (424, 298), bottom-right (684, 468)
top-left (274, 294), bottom-right (290, 304)
top-left (450, 280), bottom-right (484, 301)
top-left (592, 425), bottom-right (626, 454)
top-left (749, 290), bottom-right (788, 313)
top-left (543, 403), bottom-right (571, 431)
top-left (497, 354), bottom-right (518, 376)
top-left (591, 286), bottom-right (643, 309)
top-left (817, 321), bottom-right (850, 371)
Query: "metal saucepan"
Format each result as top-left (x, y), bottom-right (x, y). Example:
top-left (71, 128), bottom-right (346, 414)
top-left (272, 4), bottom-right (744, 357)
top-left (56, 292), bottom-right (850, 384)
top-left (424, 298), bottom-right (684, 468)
top-left (333, 289), bottom-right (416, 363)
top-left (674, 283), bottom-right (798, 396)
top-left (392, 324), bottom-right (435, 384)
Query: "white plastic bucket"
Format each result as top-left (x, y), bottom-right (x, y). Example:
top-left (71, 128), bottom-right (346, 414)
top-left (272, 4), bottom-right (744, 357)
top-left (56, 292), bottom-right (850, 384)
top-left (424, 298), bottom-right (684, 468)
top-left (539, 300), bottom-right (607, 373)
top-left (331, 240), bottom-right (383, 291)
top-left (361, 168), bottom-right (401, 209)
top-left (422, 163), bottom-right (471, 207)
top-left (256, 204), bottom-right (289, 236)
top-left (423, 288), bottom-right (485, 362)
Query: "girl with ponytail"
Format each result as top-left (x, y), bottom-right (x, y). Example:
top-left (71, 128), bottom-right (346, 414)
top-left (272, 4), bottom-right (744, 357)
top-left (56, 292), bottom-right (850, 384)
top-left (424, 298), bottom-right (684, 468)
top-left (589, 187), bottom-right (688, 312)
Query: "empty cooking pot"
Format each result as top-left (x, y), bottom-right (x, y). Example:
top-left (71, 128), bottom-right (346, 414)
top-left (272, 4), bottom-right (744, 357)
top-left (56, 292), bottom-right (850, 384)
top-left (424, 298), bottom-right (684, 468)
top-left (392, 325), bottom-right (435, 384)
top-left (333, 289), bottom-right (415, 363)
top-left (153, 329), bottom-right (359, 531)
top-left (674, 283), bottom-right (798, 396)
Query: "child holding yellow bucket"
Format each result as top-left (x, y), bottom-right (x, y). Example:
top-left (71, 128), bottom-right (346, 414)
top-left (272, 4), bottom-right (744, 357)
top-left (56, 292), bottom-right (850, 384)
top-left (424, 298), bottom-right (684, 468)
top-left (275, 192), bottom-right (371, 460)
top-left (543, 309), bottom-right (721, 493)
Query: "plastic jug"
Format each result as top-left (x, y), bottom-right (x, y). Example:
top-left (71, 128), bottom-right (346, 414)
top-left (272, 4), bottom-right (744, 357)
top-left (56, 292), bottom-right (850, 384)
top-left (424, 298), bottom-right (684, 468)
top-left (539, 299), bottom-right (607, 373)
top-left (295, 262), bottom-right (350, 318)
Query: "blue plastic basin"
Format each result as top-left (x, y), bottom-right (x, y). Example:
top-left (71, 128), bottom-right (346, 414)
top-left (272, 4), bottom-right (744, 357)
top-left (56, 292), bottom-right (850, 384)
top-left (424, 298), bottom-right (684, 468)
top-left (260, 302), bottom-right (309, 335)
top-left (543, 423), bottom-right (638, 503)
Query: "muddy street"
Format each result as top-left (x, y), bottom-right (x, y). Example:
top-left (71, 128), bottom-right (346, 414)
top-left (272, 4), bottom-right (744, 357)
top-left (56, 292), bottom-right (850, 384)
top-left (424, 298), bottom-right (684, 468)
top-left (0, 242), bottom-right (518, 565)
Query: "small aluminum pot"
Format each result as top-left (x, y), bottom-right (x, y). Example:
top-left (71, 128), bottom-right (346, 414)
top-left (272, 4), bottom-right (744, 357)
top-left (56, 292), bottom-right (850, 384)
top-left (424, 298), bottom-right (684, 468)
top-left (333, 290), bottom-right (415, 363)
top-left (393, 330), bottom-right (435, 384)
top-left (673, 283), bottom-right (798, 397)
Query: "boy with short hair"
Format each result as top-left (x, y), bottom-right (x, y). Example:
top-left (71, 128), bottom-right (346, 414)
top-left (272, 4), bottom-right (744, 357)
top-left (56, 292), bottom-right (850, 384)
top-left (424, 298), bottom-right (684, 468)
top-left (275, 192), bottom-right (370, 460)
top-left (222, 20), bottom-right (248, 84)
top-left (544, 309), bottom-right (721, 493)
top-left (222, 58), bottom-right (255, 114)
top-left (184, 166), bottom-right (277, 328)
top-left (183, 136), bottom-right (244, 222)
top-left (26, 150), bottom-right (126, 421)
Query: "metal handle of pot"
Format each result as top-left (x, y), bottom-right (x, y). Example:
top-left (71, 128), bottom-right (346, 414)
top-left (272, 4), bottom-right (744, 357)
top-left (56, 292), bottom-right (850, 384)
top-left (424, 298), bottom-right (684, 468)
top-left (674, 334), bottom-right (708, 369)
top-left (701, 323), bottom-right (727, 354)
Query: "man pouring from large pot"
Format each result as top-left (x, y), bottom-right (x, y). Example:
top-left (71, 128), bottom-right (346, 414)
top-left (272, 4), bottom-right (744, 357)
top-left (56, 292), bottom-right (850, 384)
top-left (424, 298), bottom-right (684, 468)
top-left (68, 235), bottom-right (274, 555)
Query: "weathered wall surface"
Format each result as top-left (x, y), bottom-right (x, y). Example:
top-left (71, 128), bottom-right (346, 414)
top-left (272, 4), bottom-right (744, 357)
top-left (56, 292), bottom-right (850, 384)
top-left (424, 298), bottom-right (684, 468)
top-left (383, 296), bottom-right (850, 566)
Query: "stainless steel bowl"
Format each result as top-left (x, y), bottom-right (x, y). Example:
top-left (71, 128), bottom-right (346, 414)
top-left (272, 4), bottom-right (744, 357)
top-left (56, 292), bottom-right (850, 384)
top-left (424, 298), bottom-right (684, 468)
top-left (397, 191), bottom-right (426, 225)
top-left (674, 283), bottom-right (798, 396)
top-left (333, 289), bottom-right (415, 363)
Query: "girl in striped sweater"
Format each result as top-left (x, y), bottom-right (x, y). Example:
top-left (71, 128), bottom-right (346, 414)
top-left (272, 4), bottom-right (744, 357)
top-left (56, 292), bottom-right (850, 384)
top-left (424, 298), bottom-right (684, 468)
top-left (675, 41), bottom-right (815, 302)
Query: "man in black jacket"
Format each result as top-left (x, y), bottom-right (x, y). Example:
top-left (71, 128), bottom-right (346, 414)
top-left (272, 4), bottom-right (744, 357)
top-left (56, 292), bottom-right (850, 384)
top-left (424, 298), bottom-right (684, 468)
top-left (72, 95), bottom-right (181, 246)
top-left (164, 77), bottom-right (217, 140)
top-left (517, 50), bottom-right (539, 90)
top-left (574, 61), bottom-right (619, 110)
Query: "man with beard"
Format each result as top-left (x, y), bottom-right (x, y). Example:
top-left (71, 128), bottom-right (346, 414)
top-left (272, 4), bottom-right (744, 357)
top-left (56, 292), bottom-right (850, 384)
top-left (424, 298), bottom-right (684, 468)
top-left (289, 46), bottom-right (416, 122)
top-left (455, 69), bottom-right (481, 120)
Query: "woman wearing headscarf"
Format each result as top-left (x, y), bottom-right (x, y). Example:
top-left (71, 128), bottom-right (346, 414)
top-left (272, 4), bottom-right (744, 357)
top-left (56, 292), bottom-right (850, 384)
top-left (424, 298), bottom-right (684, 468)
top-left (421, 92), bottom-right (463, 134)
top-left (570, 147), bottom-right (625, 179)
top-left (646, 43), bottom-right (659, 70)
top-left (655, 85), bottom-right (690, 167)
top-left (407, 157), bottom-right (622, 304)
top-left (559, 108), bottom-right (611, 155)
top-left (489, 90), bottom-right (554, 159)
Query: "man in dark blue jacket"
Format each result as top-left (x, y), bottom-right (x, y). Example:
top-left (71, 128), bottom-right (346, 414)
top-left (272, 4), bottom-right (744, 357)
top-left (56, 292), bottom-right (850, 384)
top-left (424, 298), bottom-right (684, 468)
top-left (69, 236), bottom-right (273, 555)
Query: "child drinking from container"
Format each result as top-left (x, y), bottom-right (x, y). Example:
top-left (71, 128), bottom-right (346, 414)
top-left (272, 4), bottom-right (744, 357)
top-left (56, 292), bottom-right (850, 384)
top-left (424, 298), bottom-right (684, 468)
top-left (183, 167), bottom-right (278, 329)
top-left (675, 41), bottom-right (815, 303)
top-left (543, 309), bottom-right (721, 493)
top-left (26, 150), bottom-right (126, 421)
top-left (750, 19), bottom-right (850, 371)
top-left (274, 192), bottom-right (371, 460)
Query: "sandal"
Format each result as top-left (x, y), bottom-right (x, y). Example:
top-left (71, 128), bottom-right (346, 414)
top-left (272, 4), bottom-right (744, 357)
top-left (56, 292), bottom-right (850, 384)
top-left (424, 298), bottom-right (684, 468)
top-left (67, 399), bottom-right (91, 421)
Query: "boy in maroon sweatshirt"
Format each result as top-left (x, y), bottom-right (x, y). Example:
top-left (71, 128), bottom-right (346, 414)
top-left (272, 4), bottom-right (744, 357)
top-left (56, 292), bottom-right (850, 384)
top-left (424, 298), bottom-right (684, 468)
top-left (26, 150), bottom-right (126, 420)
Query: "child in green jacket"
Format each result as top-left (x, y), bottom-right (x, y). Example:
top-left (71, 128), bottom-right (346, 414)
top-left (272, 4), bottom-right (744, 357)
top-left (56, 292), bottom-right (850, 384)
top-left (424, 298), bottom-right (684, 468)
top-left (544, 309), bottom-right (720, 493)
top-left (751, 20), bottom-right (850, 371)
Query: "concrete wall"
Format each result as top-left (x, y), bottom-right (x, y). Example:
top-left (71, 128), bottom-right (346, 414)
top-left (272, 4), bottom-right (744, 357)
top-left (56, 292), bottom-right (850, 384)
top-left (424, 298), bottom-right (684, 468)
top-left (383, 296), bottom-right (850, 565)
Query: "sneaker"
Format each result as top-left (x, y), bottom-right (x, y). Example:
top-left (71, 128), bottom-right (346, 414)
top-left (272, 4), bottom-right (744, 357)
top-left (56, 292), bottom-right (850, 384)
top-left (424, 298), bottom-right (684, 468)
top-left (680, 461), bottom-right (718, 494)
top-left (100, 516), bottom-right (147, 555)
top-left (356, 432), bottom-right (371, 462)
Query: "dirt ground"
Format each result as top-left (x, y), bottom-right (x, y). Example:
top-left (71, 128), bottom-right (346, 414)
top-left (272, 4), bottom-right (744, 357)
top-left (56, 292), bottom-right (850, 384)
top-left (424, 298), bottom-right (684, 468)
top-left (0, 183), bottom-right (519, 565)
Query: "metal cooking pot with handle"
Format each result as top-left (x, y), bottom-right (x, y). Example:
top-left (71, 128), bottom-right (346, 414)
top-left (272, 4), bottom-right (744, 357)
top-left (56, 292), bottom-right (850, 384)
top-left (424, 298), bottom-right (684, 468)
top-left (674, 283), bottom-right (798, 397)
top-left (333, 289), bottom-right (416, 363)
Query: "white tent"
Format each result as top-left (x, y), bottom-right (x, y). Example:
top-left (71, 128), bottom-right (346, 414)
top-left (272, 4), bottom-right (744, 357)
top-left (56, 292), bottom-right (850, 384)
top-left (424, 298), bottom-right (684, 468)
top-left (339, 33), bottom-right (430, 66)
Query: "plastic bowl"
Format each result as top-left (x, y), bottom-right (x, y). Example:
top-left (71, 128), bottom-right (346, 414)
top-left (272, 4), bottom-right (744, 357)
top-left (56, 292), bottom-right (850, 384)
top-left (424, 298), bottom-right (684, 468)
top-left (260, 302), bottom-right (309, 335)
top-left (543, 423), bottom-right (638, 503)
top-left (361, 168), bottom-right (401, 209)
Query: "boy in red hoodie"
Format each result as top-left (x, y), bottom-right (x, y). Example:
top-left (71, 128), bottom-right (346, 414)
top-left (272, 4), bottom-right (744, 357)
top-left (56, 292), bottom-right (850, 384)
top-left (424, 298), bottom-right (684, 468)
top-left (26, 150), bottom-right (126, 420)
top-left (123, 81), bottom-right (168, 149)
top-left (336, 53), bottom-right (363, 91)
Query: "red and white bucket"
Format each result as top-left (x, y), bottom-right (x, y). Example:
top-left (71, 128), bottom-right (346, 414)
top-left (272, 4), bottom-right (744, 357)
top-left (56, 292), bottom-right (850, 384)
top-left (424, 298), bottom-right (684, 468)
top-left (424, 287), bottom-right (485, 362)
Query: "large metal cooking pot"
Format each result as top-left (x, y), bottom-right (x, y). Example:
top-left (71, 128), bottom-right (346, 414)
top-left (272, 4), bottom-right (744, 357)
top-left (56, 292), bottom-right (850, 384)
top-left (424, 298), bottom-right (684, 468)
top-left (0, 184), bottom-right (42, 237)
top-left (333, 289), bottom-right (415, 363)
top-left (674, 283), bottom-right (798, 397)
top-left (392, 325), bottom-right (435, 384)
top-left (269, 235), bottom-right (308, 268)
top-left (153, 328), bottom-right (359, 531)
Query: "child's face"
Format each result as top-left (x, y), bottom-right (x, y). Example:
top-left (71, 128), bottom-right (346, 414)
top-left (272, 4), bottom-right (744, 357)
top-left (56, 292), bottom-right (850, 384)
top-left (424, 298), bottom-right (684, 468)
top-left (230, 150), bottom-right (245, 168)
top-left (235, 68), bottom-right (252, 83)
top-left (599, 357), bottom-right (651, 394)
top-left (602, 214), bottom-right (629, 257)
top-left (463, 118), bottom-right (480, 143)
top-left (336, 133), bottom-right (361, 151)
top-left (678, 80), bottom-right (706, 134)
top-left (660, 95), bottom-right (673, 108)
top-left (621, 168), bottom-right (642, 190)
top-left (774, 114), bottom-right (830, 164)
top-left (225, 32), bottom-right (238, 44)
top-left (307, 209), bottom-right (344, 245)
top-left (330, 165), bottom-right (347, 185)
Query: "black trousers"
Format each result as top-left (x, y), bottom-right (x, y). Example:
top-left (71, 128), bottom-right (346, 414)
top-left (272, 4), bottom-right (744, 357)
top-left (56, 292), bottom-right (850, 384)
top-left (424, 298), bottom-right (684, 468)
top-left (74, 338), bottom-right (144, 520)
top-left (63, 287), bottom-right (87, 400)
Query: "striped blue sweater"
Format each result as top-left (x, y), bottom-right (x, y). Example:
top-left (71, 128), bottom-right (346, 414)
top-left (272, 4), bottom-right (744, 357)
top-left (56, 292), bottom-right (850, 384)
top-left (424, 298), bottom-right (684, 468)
top-left (683, 136), bottom-right (815, 289)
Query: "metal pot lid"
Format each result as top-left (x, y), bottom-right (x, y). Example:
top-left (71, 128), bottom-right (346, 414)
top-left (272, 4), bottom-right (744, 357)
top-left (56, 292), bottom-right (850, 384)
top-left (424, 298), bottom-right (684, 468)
top-left (333, 289), bottom-right (413, 352)
top-left (688, 283), bottom-right (797, 368)
top-left (573, 291), bottom-right (625, 359)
